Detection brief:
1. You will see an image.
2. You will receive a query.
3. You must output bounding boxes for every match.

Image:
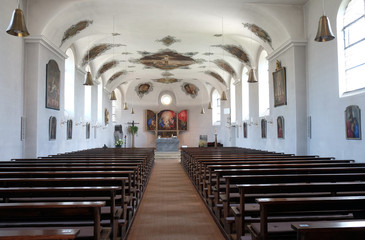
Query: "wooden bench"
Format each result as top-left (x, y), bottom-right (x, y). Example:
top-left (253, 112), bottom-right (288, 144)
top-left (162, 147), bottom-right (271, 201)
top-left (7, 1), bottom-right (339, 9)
top-left (248, 196), bottom-right (365, 240)
top-left (0, 229), bottom-right (80, 240)
top-left (0, 201), bottom-right (106, 240)
top-left (291, 220), bottom-right (365, 240)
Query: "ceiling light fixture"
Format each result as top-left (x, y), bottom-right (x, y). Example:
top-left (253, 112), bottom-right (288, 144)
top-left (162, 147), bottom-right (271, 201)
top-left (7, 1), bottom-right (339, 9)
top-left (110, 90), bottom-right (117, 101)
top-left (83, 38), bottom-right (94, 86)
top-left (221, 90), bottom-right (227, 101)
top-left (314, 0), bottom-right (335, 42)
top-left (248, 32), bottom-right (257, 83)
top-left (123, 102), bottom-right (128, 110)
top-left (6, 0), bottom-right (29, 37)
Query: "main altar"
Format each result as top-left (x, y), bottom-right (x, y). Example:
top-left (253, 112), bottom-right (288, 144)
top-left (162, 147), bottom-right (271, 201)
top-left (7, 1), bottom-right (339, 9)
top-left (155, 137), bottom-right (179, 152)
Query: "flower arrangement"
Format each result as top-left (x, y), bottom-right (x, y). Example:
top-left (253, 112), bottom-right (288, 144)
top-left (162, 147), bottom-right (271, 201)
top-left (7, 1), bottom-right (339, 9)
top-left (129, 126), bottom-right (138, 135)
top-left (115, 139), bottom-right (123, 147)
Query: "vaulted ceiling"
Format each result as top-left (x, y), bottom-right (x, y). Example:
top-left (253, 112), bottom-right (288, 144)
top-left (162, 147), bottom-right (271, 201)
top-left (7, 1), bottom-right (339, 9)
top-left (26, 0), bottom-right (308, 106)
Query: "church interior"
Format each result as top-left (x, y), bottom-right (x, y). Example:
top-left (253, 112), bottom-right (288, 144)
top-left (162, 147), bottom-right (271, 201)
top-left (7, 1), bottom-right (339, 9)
top-left (1, 0), bottom-right (365, 239)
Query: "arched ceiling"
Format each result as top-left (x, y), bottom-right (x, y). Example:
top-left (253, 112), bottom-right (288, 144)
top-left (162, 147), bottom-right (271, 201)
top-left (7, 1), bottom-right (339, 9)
top-left (27, 0), bottom-right (308, 106)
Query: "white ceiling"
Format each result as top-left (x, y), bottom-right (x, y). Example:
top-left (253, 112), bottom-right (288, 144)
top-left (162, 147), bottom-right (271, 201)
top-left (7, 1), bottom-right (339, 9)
top-left (27, 0), bottom-right (308, 105)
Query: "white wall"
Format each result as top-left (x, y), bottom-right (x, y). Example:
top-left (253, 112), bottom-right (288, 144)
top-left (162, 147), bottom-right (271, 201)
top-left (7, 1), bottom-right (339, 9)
top-left (0, 0), bottom-right (25, 160)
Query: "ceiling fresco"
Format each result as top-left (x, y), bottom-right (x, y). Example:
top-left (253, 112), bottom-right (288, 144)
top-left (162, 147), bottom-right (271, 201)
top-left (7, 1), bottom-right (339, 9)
top-left (107, 71), bottom-right (127, 85)
top-left (153, 78), bottom-right (181, 84)
top-left (60, 20), bottom-right (93, 47)
top-left (136, 82), bottom-right (153, 98)
top-left (137, 49), bottom-right (197, 71)
top-left (82, 43), bottom-right (125, 66)
top-left (181, 83), bottom-right (199, 98)
top-left (204, 70), bottom-right (227, 86)
top-left (219, 44), bottom-right (251, 66)
top-left (243, 23), bottom-right (273, 49)
top-left (156, 35), bottom-right (181, 46)
top-left (96, 60), bottom-right (120, 79)
top-left (213, 59), bottom-right (237, 79)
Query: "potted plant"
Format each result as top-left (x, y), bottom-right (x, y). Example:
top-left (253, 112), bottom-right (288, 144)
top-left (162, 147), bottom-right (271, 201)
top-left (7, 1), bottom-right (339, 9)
top-left (128, 126), bottom-right (138, 148)
top-left (115, 139), bottom-right (123, 148)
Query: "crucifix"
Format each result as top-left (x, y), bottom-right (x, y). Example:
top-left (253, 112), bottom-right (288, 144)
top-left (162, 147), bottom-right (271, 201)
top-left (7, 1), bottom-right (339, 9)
top-left (127, 120), bottom-right (140, 148)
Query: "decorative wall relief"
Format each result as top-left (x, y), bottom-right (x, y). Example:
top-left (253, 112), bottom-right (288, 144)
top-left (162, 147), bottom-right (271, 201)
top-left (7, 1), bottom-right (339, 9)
top-left (345, 105), bottom-right (361, 140)
top-left (104, 108), bottom-right (109, 125)
top-left (156, 35), bottom-right (181, 46)
top-left (243, 23), bottom-right (273, 49)
top-left (136, 82), bottom-right (153, 98)
top-left (60, 20), bottom-right (93, 47)
top-left (46, 60), bottom-right (60, 110)
top-left (49, 116), bottom-right (57, 140)
top-left (181, 83), bottom-right (199, 98)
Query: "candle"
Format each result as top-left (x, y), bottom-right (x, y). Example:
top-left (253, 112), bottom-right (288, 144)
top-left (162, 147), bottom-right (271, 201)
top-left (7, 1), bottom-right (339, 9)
top-left (214, 128), bottom-right (217, 134)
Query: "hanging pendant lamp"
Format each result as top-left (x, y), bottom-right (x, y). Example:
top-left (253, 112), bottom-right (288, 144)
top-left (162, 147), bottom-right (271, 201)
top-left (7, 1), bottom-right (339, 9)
top-left (6, 0), bottom-right (29, 37)
top-left (83, 71), bottom-right (94, 86)
top-left (123, 102), bottom-right (128, 110)
top-left (208, 102), bottom-right (212, 110)
top-left (247, 68), bottom-right (258, 83)
top-left (131, 108), bottom-right (135, 114)
top-left (200, 107), bottom-right (205, 114)
top-left (314, 0), bottom-right (335, 42)
top-left (110, 90), bottom-right (117, 101)
top-left (221, 91), bottom-right (227, 101)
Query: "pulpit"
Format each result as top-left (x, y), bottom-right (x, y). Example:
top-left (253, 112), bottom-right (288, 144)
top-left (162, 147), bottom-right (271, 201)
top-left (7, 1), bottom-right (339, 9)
top-left (156, 138), bottom-right (179, 152)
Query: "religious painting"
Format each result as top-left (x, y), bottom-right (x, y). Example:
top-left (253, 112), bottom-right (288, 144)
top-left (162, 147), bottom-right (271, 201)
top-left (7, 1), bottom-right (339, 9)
top-left (139, 49), bottom-right (196, 70)
top-left (158, 110), bottom-right (176, 130)
top-left (181, 83), bottom-right (199, 98)
top-left (46, 60), bottom-right (60, 110)
top-left (220, 44), bottom-right (250, 66)
top-left (67, 119), bottom-right (72, 140)
top-left (136, 82), bottom-right (153, 98)
top-left (243, 122), bottom-right (247, 138)
top-left (60, 20), bottom-right (93, 47)
top-left (156, 35), bottom-right (181, 46)
top-left (277, 116), bottom-right (284, 139)
top-left (273, 60), bottom-right (287, 107)
top-left (178, 110), bottom-right (188, 131)
top-left (146, 110), bottom-right (157, 131)
top-left (104, 108), bottom-right (109, 126)
top-left (199, 135), bottom-right (208, 147)
top-left (153, 77), bottom-right (180, 84)
top-left (49, 116), bottom-right (57, 140)
top-left (345, 105), bottom-right (361, 140)
top-left (261, 119), bottom-right (267, 139)
top-left (86, 122), bottom-right (90, 139)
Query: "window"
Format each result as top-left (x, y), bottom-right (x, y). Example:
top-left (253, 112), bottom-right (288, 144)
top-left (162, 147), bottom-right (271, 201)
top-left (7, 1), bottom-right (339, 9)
top-left (212, 89), bottom-right (221, 125)
top-left (161, 94), bottom-right (172, 105)
top-left (111, 97), bottom-right (116, 123)
top-left (230, 78), bottom-right (236, 124)
top-left (241, 67), bottom-right (249, 120)
top-left (339, 0), bottom-right (365, 94)
top-left (64, 48), bottom-right (75, 116)
top-left (258, 50), bottom-right (269, 116)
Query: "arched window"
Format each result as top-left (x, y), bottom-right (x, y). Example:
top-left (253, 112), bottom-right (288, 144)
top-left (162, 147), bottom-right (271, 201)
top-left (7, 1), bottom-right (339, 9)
top-left (64, 48), bottom-right (75, 116)
top-left (230, 78), bottom-right (236, 124)
top-left (241, 67), bottom-right (249, 120)
top-left (212, 89), bottom-right (221, 125)
top-left (258, 50), bottom-right (269, 116)
top-left (339, 0), bottom-right (365, 95)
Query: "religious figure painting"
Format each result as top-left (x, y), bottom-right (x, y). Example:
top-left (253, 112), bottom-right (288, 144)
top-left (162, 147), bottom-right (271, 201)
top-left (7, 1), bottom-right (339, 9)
top-left (181, 83), bottom-right (199, 98)
top-left (146, 110), bottom-right (157, 131)
top-left (243, 122), bottom-right (247, 138)
top-left (136, 82), bottom-right (153, 98)
top-left (86, 122), bottom-right (90, 139)
top-left (46, 60), bottom-right (60, 110)
top-left (273, 60), bottom-right (287, 107)
top-left (67, 119), bottom-right (72, 140)
top-left (49, 116), bottom-right (57, 140)
top-left (345, 105), bottom-right (361, 140)
top-left (261, 119), bottom-right (267, 139)
top-left (158, 110), bottom-right (176, 130)
top-left (178, 110), bottom-right (188, 131)
top-left (277, 116), bottom-right (285, 139)
top-left (199, 135), bottom-right (208, 147)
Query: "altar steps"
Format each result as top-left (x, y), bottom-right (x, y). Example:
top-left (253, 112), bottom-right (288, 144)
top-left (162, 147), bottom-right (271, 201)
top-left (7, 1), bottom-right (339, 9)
top-left (154, 151), bottom-right (181, 160)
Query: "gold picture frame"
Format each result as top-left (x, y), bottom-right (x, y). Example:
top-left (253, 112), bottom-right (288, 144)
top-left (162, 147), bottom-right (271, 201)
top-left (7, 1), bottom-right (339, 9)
top-left (273, 60), bottom-right (287, 107)
top-left (46, 60), bottom-right (60, 110)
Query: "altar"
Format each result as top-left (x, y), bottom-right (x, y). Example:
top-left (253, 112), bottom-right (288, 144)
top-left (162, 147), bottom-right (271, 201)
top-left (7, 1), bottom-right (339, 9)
top-left (156, 138), bottom-right (179, 152)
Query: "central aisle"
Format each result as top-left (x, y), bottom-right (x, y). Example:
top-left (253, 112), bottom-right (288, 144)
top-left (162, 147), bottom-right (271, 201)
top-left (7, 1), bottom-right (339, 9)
top-left (127, 158), bottom-right (225, 240)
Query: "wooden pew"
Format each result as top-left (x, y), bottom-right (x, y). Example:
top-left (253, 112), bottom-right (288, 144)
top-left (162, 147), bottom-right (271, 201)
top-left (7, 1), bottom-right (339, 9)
top-left (0, 201), bottom-right (106, 240)
top-left (248, 196), bottom-right (365, 240)
top-left (0, 229), bottom-right (80, 240)
top-left (291, 220), bottom-right (365, 240)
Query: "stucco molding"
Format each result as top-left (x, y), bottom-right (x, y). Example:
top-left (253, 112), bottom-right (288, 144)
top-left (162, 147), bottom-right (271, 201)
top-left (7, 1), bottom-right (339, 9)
top-left (267, 39), bottom-right (307, 61)
top-left (25, 35), bottom-right (68, 60)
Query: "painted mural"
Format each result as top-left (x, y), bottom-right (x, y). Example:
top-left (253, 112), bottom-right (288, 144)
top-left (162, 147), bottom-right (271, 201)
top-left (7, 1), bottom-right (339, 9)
top-left (60, 20), bottom-right (93, 47)
top-left (220, 44), bottom-right (251, 66)
top-left (158, 110), bottom-right (177, 130)
top-left (153, 78), bottom-right (180, 84)
top-left (204, 70), bottom-right (227, 86)
top-left (146, 110), bottom-right (156, 131)
top-left (156, 35), bottom-right (181, 46)
top-left (213, 59), bottom-right (237, 78)
top-left (243, 23), bottom-right (273, 49)
top-left (96, 60), bottom-right (119, 79)
top-left (107, 71), bottom-right (127, 85)
top-left (138, 49), bottom-right (196, 70)
top-left (178, 110), bottom-right (188, 131)
top-left (82, 43), bottom-right (125, 66)
top-left (136, 82), bottom-right (153, 98)
top-left (181, 83), bottom-right (199, 98)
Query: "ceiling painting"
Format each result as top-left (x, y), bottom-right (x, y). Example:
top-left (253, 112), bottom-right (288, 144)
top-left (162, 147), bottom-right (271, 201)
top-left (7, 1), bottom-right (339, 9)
top-left (243, 23), bottom-right (273, 49)
top-left (161, 71), bottom-right (174, 77)
top-left (156, 35), bottom-right (181, 46)
top-left (82, 43), bottom-right (125, 66)
top-left (181, 83), bottom-right (199, 98)
top-left (107, 70), bottom-right (127, 85)
top-left (213, 59), bottom-right (237, 78)
top-left (204, 70), bottom-right (227, 86)
top-left (96, 60), bottom-right (119, 79)
top-left (137, 49), bottom-right (196, 71)
top-left (220, 44), bottom-right (251, 66)
top-left (153, 78), bottom-right (180, 84)
top-left (60, 20), bottom-right (93, 47)
top-left (136, 82), bottom-right (153, 98)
